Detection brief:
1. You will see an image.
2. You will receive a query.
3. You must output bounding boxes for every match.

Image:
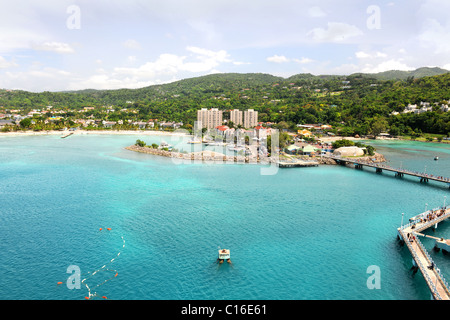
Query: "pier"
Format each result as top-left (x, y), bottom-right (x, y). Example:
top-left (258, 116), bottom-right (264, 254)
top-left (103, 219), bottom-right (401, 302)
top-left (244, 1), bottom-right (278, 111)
top-left (277, 159), bottom-right (319, 168)
top-left (397, 206), bottom-right (450, 300)
top-left (61, 132), bottom-right (74, 139)
top-left (327, 155), bottom-right (450, 188)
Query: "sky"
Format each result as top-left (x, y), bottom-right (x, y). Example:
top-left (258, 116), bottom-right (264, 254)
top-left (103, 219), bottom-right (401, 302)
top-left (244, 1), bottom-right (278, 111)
top-left (1, 0), bottom-right (450, 92)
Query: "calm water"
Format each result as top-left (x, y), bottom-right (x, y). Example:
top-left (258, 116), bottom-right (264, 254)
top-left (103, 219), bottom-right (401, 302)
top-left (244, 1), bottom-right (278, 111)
top-left (0, 134), bottom-right (449, 300)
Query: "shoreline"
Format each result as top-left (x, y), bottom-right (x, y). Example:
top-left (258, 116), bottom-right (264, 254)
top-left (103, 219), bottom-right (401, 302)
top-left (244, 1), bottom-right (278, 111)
top-left (0, 129), bottom-right (189, 137)
top-left (1, 129), bottom-right (448, 145)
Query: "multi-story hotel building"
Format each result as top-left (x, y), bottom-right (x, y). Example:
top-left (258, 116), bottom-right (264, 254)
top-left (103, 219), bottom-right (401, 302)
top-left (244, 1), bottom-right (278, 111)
top-left (229, 109), bottom-right (243, 126)
top-left (244, 109), bottom-right (258, 128)
top-left (197, 108), bottom-right (223, 129)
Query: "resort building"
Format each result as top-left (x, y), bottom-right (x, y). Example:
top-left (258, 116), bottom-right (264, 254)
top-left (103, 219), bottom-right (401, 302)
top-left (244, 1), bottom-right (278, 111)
top-left (230, 109), bottom-right (243, 126)
top-left (244, 109), bottom-right (258, 128)
top-left (197, 108), bottom-right (223, 129)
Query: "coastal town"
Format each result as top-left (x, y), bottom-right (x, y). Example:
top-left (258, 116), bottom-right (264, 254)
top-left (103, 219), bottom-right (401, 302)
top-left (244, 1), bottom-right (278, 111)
top-left (123, 107), bottom-right (386, 166)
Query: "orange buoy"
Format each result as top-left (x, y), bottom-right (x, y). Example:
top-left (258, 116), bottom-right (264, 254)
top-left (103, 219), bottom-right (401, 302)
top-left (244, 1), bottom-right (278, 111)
top-left (99, 228), bottom-right (102, 231)
top-left (102, 296), bottom-right (108, 299)
top-left (85, 296), bottom-right (90, 300)
top-left (57, 282), bottom-right (63, 285)
top-left (114, 272), bottom-right (118, 277)
top-left (107, 228), bottom-right (111, 231)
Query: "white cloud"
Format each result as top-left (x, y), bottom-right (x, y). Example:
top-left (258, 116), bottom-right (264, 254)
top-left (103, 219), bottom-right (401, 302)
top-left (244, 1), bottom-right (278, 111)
top-left (1, 67), bottom-right (73, 91)
top-left (127, 56), bottom-right (137, 63)
top-left (355, 51), bottom-right (387, 59)
top-left (355, 51), bottom-right (371, 59)
top-left (308, 22), bottom-right (363, 42)
top-left (266, 55), bottom-right (290, 63)
top-left (308, 6), bottom-right (326, 18)
top-left (232, 61), bottom-right (251, 66)
top-left (417, 19), bottom-right (450, 54)
top-left (68, 74), bottom-right (157, 91)
top-left (362, 59), bottom-right (414, 73)
top-left (0, 56), bottom-right (18, 69)
top-left (112, 47), bottom-right (234, 86)
top-left (293, 57), bottom-right (314, 64)
top-left (122, 39), bottom-right (142, 50)
top-left (32, 42), bottom-right (75, 54)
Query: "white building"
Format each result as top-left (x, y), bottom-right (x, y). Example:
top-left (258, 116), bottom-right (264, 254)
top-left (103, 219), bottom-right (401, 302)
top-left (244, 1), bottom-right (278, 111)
top-left (197, 108), bottom-right (223, 129)
top-left (244, 109), bottom-right (258, 128)
top-left (230, 109), bottom-right (243, 126)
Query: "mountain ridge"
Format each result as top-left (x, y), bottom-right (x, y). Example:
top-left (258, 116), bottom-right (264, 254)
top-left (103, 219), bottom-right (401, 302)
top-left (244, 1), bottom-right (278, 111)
top-left (52, 67), bottom-right (449, 95)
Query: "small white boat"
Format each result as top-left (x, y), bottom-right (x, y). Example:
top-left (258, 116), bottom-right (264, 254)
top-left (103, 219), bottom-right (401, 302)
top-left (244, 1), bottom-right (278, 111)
top-left (159, 141), bottom-right (173, 150)
top-left (187, 140), bottom-right (202, 144)
top-left (434, 156), bottom-right (439, 160)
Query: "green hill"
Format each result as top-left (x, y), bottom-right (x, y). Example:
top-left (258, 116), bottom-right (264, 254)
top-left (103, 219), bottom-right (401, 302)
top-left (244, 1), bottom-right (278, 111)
top-left (351, 67), bottom-right (449, 81)
top-left (1, 69), bottom-right (449, 137)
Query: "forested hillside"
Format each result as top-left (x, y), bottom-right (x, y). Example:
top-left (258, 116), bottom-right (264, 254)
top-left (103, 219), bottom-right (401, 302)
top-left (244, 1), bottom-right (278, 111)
top-left (0, 69), bottom-right (449, 136)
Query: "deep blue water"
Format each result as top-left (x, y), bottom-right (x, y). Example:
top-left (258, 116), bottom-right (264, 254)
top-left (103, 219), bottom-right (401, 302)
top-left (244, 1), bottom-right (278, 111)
top-left (0, 134), bottom-right (449, 300)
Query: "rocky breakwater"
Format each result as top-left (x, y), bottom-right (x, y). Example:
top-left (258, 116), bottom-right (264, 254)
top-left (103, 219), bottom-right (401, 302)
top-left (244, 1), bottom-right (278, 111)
top-left (125, 145), bottom-right (272, 164)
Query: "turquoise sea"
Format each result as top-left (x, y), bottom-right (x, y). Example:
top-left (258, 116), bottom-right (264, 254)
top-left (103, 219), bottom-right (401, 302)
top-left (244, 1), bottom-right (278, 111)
top-left (0, 134), bottom-right (449, 300)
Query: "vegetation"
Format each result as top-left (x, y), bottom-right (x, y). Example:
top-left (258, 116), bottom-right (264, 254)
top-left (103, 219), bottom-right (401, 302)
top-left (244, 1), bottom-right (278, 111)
top-left (332, 139), bottom-right (376, 156)
top-left (1, 68), bottom-right (450, 138)
top-left (135, 139), bottom-right (146, 147)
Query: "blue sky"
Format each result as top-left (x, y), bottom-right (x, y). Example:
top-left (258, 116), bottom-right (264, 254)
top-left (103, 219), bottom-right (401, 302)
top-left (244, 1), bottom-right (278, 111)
top-left (0, 0), bottom-right (449, 91)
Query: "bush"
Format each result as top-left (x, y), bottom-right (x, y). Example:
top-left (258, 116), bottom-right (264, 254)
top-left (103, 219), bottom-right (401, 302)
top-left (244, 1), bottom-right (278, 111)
top-left (135, 139), bottom-right (146, 147)
top-left (332, 139), bottom-right (355, 149)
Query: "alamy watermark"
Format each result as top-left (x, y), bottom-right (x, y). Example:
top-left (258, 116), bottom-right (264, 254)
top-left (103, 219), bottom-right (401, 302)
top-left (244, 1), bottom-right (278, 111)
top-left (66, 5), bottom-right (81, 30)
top-left (165, 122), bottom-right (280, 175)
top-left (366, 265), bottom-right (381, 290)
top-left (66, 265), bottom-right (81, 289)
top-left (366, 5), bottom-right (381, 30)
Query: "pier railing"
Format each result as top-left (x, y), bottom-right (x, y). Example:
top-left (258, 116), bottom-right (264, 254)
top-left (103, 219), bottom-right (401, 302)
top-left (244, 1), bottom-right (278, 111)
top-left (405, 233), bottom-right (443, 300)
top-left (402, 207), bottom-right (450, 233)
top-left (414, 236), bottom-right (450, 294)
top-left (326, 155), bottom-right (450, 186)
top-left (399, 207), bottom-right (450, 300)
top-left (415, 236), bottom-right (450, 299)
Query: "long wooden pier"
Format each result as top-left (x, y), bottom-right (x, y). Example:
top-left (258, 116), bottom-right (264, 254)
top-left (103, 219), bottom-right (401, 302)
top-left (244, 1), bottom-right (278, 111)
top-left (397, 207), bottom-right (450, 300)
top-left (327, 155), bottom-right (450, 188)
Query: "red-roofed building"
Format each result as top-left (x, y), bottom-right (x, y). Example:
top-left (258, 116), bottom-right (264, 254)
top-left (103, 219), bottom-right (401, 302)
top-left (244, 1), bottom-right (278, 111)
top-left (216, 125), bottom-right (229, 132)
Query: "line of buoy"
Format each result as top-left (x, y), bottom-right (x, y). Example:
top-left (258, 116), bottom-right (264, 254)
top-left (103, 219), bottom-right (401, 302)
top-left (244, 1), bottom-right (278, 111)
top-left (57, 228), bottom-right (124, 300)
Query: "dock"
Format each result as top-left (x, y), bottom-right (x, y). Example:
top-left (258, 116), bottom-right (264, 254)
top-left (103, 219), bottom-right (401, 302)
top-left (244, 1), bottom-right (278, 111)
top-left (277, 159), bottom-right (319, 168)
top-left (327, 155), bottom-right (450, 188)
top-left (397, 206), bottom-right (450, 300)
top-left (61, 132), bottom-right (74, 139)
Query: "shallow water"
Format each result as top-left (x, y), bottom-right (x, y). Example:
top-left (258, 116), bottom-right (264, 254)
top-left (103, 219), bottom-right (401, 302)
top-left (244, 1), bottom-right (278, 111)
top-left (0, 135), bottom-right (449, 300)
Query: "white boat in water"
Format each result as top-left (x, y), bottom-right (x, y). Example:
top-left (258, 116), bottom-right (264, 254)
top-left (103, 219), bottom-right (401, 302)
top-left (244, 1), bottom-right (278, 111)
top-left (159, 141), bottom-right (173, 150)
